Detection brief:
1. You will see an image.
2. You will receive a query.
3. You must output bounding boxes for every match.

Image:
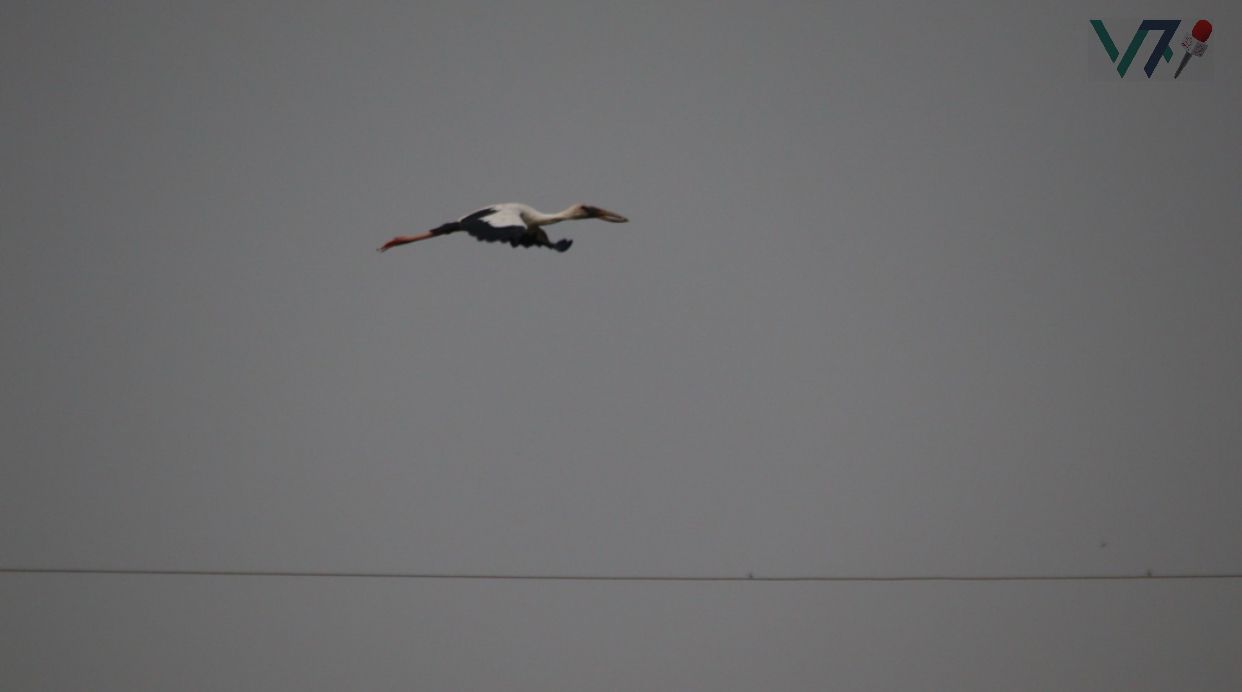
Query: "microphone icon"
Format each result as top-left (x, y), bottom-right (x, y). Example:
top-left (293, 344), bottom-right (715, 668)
top-left (1174, 20), bottom-right (1212, 79)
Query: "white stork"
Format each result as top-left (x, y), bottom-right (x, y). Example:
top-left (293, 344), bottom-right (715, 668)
top-left (378, 203), bottom-right (628, 253)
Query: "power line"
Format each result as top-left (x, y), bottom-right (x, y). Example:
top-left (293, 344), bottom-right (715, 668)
top-left (3, 567), bottom-right (1242, 582)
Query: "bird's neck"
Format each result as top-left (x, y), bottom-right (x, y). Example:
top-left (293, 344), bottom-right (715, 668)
top-left (527, 206), bottom-right (580, 226)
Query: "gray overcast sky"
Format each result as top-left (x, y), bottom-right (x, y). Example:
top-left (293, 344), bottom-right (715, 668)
top-left (3, 1), bottom-right (1241, 689)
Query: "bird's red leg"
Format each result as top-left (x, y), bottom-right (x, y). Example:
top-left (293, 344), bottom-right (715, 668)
top-left (377, 231), bottom-right (437, 252)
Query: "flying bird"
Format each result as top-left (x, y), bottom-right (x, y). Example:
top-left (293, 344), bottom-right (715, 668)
top-left (378, 203), bottom-right (628, 253)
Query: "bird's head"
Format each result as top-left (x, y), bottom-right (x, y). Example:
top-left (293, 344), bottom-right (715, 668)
top-left (574, 204), bottom-right (628, 223)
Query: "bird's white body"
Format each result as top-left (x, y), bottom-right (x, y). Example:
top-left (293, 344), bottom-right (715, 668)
top-left (485, 203), bottom-right (570, 227)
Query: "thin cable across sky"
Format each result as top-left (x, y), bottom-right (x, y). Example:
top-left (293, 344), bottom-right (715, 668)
top-left (3, 567), bottom-right (1241, 583)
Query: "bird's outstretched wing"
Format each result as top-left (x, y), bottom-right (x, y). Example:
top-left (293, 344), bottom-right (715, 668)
top-left (458, 206), bottom-right (529, 245)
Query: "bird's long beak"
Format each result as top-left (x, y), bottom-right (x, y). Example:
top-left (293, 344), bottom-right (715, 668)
top-left (594, 208), bottom-right (628, 223)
